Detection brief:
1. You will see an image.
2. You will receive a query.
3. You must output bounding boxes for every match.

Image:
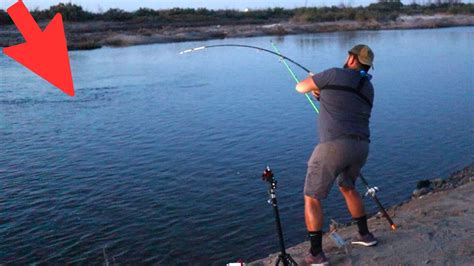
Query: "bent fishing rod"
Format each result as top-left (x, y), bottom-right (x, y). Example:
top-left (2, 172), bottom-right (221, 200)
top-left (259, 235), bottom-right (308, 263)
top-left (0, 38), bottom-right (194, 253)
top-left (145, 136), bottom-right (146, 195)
top-left (180, 44), bottom-right (319, 113)
top-left (180, 44), bottom-right (312, 73)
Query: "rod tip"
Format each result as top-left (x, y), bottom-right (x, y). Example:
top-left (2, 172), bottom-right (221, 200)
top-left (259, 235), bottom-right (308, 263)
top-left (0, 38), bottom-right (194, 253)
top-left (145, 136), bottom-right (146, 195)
top-left (391, 224), bottom-right (397, 231)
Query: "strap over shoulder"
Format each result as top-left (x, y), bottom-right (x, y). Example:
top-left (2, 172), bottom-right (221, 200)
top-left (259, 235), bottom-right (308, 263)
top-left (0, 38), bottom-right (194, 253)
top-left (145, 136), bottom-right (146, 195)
top-left (320, 76), bottom-right (373, 108)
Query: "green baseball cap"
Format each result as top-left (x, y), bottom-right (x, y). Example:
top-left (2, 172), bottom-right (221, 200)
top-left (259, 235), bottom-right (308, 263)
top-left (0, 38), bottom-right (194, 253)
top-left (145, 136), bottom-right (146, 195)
top-left (349, 44), bottom-right (374, 68)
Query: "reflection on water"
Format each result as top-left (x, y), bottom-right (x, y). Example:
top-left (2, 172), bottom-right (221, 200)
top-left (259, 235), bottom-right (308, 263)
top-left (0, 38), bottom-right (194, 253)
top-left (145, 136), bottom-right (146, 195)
top-left (0, 27), bottom-right (473, 264)
top-left (296, 30), bottom-right (375, 50)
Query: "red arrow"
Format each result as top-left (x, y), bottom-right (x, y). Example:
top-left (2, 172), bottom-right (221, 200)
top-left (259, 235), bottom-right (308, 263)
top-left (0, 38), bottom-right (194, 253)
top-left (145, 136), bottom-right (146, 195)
top-left (2, 0), bottom-right (75, 96)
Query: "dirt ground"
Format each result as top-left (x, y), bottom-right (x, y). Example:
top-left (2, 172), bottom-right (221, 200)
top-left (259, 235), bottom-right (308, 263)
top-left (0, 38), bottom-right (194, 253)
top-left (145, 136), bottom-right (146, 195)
top-left (250, 166), bottom-right (474, 265)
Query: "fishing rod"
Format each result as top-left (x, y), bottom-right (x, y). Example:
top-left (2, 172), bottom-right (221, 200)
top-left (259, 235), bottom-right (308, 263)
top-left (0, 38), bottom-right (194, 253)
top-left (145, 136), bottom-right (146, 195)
top-left (271, 42), bottom-right (396, 231)
top-left (360, 174), bottom-right (397, 230)
top-left (180, 44), bottom-right (319, 113)
top-left (180, 44), bottom-right (312, 73)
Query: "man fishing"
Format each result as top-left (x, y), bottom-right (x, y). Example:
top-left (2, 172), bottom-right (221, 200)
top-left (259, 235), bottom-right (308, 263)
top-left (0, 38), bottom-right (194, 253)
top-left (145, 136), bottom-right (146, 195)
top-left (295, 44), bottom-right (376, 265)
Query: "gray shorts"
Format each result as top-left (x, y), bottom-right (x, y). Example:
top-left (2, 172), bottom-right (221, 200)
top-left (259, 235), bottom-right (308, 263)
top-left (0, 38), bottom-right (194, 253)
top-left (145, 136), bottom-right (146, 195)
top-left (304, 138), bottom-right (369, 199)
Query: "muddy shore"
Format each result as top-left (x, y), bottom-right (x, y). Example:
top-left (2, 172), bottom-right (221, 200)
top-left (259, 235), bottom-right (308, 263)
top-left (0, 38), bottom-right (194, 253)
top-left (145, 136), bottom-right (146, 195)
top-left (250, 164), bottom-right (474, 265)
top-left (0, 15), bottom-right (472, 50)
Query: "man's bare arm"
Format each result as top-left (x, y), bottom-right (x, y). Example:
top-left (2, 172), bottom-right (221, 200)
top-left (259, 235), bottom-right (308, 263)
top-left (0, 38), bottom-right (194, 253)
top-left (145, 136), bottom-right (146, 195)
top-left (296, 75), bottom-right (321, 99)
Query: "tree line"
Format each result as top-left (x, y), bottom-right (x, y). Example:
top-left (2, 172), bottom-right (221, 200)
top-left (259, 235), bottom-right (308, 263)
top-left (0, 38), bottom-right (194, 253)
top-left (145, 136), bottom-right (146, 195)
top-left (0, 1), bottom-right (473, 25)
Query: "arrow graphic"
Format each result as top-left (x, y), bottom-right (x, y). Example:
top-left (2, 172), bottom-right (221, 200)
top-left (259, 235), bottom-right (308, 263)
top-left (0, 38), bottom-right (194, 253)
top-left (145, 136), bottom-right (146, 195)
top-left (3, 0), bottom-right (75, 96)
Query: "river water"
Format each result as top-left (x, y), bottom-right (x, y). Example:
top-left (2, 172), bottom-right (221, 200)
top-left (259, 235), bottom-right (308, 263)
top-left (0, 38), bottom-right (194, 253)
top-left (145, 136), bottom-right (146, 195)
top-left (1, 27), bottom-right (473, 264)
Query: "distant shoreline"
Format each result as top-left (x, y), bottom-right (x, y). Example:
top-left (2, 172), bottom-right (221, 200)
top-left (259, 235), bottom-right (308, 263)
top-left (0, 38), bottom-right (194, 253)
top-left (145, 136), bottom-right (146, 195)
top-left (0, 14), bottom-right (473, 51)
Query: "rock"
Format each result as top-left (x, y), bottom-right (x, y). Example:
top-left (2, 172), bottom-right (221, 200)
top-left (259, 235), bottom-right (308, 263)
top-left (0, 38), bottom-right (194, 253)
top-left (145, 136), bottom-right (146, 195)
top-left (374, 211), bottom-right (383, 219)
top-left (431, 178), bottom-right (444, 188)
top-left (416, 180), bottom-right (431, 189)
top-left (413, 187), bottom-right (431, 198)
top-left (412, 189), bottom-right (419, 197)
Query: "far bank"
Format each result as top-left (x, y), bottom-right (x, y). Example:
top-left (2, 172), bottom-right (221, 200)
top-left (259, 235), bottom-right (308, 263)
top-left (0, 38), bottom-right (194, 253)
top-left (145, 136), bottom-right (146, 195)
top-left (0, 14), bottom-right (473, 50)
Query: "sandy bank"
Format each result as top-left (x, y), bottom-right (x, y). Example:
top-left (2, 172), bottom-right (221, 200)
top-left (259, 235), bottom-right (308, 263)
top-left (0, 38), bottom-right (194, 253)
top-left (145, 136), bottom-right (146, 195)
top-left (250, 164), bottom-right (474, 265)
top-left (0, 15), bottom-right (472, 50)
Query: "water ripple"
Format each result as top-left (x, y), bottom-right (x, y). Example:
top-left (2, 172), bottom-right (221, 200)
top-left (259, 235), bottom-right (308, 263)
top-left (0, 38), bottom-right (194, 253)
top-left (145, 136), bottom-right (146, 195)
top-left (1, 27), bottom-right (473, 264)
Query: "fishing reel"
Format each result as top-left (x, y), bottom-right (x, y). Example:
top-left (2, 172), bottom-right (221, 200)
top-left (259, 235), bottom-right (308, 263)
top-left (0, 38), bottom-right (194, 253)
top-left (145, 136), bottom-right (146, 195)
top-left (262, 166), bottom-right (277, 189)
top-left (364, 186), bottom-right (379, 198)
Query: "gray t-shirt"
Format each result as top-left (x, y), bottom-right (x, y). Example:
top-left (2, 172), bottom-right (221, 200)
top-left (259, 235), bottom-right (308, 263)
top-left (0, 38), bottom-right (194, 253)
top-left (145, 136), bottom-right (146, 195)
top-left (312, 67), bottom-right (374, 143)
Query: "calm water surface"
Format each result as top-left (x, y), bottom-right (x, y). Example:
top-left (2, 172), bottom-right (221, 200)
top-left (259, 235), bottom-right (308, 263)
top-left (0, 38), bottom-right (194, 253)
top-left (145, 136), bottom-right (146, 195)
top-left (1, 27), bottom-right (473, 264)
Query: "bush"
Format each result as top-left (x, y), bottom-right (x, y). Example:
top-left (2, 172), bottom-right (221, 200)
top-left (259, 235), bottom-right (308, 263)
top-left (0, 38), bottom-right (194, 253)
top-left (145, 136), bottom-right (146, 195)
top-left (0, 9), bottom-right (11, 25)
top-left (135, 7), bottom-right (159, 18)
top-left (355, 10), bottom-right (371, 21)
top-left (31, 8), bottom-right (53, 21)
top-left (1, 2), bottom-right (473, 25)
top-left (102, 8), bottom-right (132, 21)
top-left (369, 1), bottom-right (404, 12)
top-left (219, 10), bottom-right (243, 20)
top-left (447, 3), bottom-right (474, 14)
top-left (47, 3), bottom-right (94, 22)
top-left (167, 8), bottom-right (197, 16)
top-left (293, 6), bottom-right (363, 23)
top-left (196, 8), bottom-right (214, 16)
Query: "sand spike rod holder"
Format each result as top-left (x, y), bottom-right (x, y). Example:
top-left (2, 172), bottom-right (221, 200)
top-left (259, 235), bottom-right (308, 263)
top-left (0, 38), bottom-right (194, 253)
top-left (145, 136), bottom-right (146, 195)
top-left (262, 166), bottom-right (297, 266)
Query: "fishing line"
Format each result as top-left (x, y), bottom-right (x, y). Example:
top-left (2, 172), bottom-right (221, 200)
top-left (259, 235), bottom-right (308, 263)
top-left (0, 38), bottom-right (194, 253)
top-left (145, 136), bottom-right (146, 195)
top-left (270, 42), bottom-right (319, 114)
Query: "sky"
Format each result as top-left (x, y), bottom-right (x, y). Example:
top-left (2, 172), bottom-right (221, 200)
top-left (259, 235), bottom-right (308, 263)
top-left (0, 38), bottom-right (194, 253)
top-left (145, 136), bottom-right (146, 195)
top-left (1, 0), bottom-right (473, 11)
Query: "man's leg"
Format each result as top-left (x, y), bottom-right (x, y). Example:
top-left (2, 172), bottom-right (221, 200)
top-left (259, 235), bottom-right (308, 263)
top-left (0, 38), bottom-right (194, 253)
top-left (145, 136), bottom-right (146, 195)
top-left (339, 186), bottom-right (377, 246)
top-left (337, 139), bottom-right (373, 238)
top-left (340, 186), bottom-right (369, 235)
top-left (303, 141), bottom-right (339, 261)
top-left (339, 186), bottom-right (365, 218)
top-left (304, 195), bottom-right (324, 256)
top-left (305, 195), bottom-right (324, 231)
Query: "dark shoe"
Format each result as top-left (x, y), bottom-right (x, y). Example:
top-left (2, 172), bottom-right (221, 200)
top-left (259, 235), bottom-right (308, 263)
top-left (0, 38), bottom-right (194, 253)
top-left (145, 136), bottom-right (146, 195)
top-left (303, 250), bottom-right (329, 266)
top-left (351, 232), bottom-right (378, 246)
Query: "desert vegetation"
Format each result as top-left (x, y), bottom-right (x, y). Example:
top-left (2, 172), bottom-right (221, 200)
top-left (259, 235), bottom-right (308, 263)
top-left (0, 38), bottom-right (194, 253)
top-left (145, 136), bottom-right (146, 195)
top-left (0, 1), bottom-right (473, 26)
